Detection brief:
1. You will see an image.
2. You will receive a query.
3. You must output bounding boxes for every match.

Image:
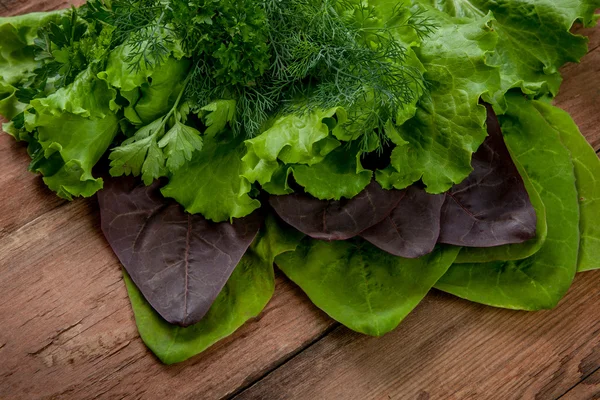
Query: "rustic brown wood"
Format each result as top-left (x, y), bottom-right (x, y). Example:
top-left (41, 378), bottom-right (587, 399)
top-left (0, 135), bottom-right (66, 240)
top-left (0, 200), bottom-right (336, 399)
top-left (0, 1), bottom-right (599, 399)
top-left (555, 24), bottom-right (600, 151)
top-left (561, 368), bottom-right (600, 400)
top-left (236, 272), bottom-right (600, 400)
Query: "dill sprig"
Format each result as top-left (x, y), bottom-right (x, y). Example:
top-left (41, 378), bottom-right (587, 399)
top-left (82, 0), bottom-right (436, 150)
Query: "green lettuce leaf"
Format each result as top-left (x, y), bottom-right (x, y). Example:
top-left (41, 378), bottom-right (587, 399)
top-left (22, 66), bottom-right (119, 200)
top-left (0, 11), bottom-right (62, 85)
top-left (0, 80), bottom-right (26, 120)
top-left (418, 0), bottom-right (600, 104)
top-left (435, 94), bottom-right (580, 310)
top-left (532, 101), bottom-right (600, 272)
top-left (98, 44), bottom-right (190, 125)
top-left (241, 109), bottom-right (342, 186)
top-left (30, 66), bottom-right (117, 118)
top-left (276, 239), bottom-right (460, 336)
top-left (377, 10), bottom-right (500, 194)
top-left (124, 214), bottom-right (303, 364)
top-left (161, 133), bottom-right (261, 222)
top-left (290, 143), bottom-right (373, 200)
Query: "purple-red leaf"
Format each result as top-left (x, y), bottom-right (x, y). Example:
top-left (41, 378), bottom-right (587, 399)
top-left (98, 177), bottom-right (263, 327)
top-left (437, 105), bottom-right (536, 247)
top-left (360, 186), bottom-right (445, 258)
top-left (269, 180), bottom-right (403, 241)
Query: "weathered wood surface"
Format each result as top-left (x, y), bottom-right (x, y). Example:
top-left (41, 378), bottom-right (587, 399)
top-left (0, 2), bottom-right (599, 399)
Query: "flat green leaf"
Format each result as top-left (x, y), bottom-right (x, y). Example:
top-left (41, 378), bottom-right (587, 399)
top-left (124, 215), bottom-right (303, 364)
top-left (276, 239), bottom-right (460, 336)
top-left (378, 10), bottom-right (500, 194)
top-left (435, 94), bottom-right (580, 310)
top-left (532, 101), bottom-right (600, 272)
top-left (161, 134), bottom-right (261, 222)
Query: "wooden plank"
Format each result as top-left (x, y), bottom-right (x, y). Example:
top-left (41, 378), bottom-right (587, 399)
top-left (235, 272), bottom-right (600, 400)
top-left (0, 134), bottom-right (66, 239)
top-left (0, 0), bottom-right (82, 16)
top-left (561, 368), bottom-right (600, 400)
top-left (555, 24), bottom-right (600, 151)
top-left (0, 200), bottom-right (335, 399)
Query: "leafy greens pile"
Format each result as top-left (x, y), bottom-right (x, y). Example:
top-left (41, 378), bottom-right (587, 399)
top-left (1, 0), bottom-right (599, 364)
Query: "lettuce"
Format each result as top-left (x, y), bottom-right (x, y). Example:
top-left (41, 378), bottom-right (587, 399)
top-left (2, 0), bottom-right (599, 365)
top-left (377, 10), bottom-right (500, 194)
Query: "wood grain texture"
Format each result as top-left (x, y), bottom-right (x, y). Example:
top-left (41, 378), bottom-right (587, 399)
top-left (236, 272), bottom-right (600, 400)
top-left (0, 1), bottom-right (599, 399)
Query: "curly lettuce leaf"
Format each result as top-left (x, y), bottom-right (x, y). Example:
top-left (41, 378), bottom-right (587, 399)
top-left (22, 66), bottom-right (119, 200)
top-left (98, 44), bottom-right (190, 125)
top-left (435, 94), bottom-right (580, 310)
top-left (377, 10), bottom-right (500, 194)
top-left (276, 239), bottom-right (460, 336)
top-left (418, 0), bottom-right (600, 104)
top-left (124, 214), bottom-right (303, 364)
top-left (241, 109), bottom-right (342, 186)
top-left (30, 66), bottom-right (117, 118)
top-left (0, 11), bottom-right (62, 86)
top-left (161, 133), bottom-right (261, 222)
top-left (0, 80), bottom-right (26, 120)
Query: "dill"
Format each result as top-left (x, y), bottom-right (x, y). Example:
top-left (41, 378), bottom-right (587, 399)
top-left (82, 0), bottom-right (436, 150)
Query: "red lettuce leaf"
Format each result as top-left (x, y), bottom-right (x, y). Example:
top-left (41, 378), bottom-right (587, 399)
top-left (360, 186), bottom-right (445, 258)
top-left (98, 177), bottom-right (263, 327)
top-left (269, 180), bottom-right (403, 241)
top-left (437, 105), bottom-right (536, 247)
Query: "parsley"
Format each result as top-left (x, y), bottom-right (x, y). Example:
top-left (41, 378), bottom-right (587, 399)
top-left (84, 0), bottom-right (434, 150)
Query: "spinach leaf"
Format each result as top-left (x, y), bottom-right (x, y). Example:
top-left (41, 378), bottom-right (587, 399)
top-left (98, 177), bottom-right (263, 327)
top-left (360, 185), bottom-right (445, 258)
top-left (435, 94), bottom-right (580, 310)
top-left (276, 238), bottom-right (460, 336)
top-left (123, 214), bottom-right (303, 364)
top-left (438, 104), bottom-right (536, 247)
top-left (269, 180), bottom-right (403, 241)
top-left (532, 101), bottom-right (600, 272)
top-left (454, 155), bottom-right (548, 263)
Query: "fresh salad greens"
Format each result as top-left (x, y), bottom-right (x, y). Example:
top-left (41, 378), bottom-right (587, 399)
top-left (1, 0), bottom-right (599, 364)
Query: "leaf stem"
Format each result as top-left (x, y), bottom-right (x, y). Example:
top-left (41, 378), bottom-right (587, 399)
top-left (152, 72), bottom-right (193, 137)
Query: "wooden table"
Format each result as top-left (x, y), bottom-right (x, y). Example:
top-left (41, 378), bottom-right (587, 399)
top-left (1, 2), bottom-right (599, 399)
